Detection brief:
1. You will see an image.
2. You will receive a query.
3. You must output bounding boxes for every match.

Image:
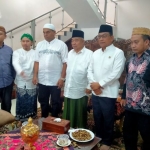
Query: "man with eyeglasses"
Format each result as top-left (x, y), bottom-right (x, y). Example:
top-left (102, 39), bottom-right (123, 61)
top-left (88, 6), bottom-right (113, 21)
top-left (88, 24), bottom-right (125, 150)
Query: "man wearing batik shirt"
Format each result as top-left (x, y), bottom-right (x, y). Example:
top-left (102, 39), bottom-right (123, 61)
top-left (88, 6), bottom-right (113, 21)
top-left (121, 27), bottom-right (150, 150)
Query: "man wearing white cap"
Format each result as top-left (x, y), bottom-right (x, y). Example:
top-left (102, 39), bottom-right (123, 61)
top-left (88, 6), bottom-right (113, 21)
top-left (33, 23), bottom-right (68, 118)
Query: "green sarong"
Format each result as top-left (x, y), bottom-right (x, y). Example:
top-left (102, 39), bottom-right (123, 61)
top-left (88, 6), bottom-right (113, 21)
top-left (62, 96), bottom-right (88, 128)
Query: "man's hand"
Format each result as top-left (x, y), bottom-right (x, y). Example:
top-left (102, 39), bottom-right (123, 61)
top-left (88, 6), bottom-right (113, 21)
top-left (57, 79), bottom-right (64, 89)
top-left (20, 71), bottom-right (26, 78)
top-left (90, 82), bottom-right (101, 91)
top-left (93, 88), bottom-right (102, 95)
top-left (32, 76), bottom-right (38, 85)
top-left (120, 99), bottom-right (127, 107)
top-left (85, 89), bottom-right (92, 95)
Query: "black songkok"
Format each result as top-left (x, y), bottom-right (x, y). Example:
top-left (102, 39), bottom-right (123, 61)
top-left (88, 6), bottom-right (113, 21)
top-left (99, 24), bottom-right (113, 35)
top-left (72, 30), bottom-right (84, 39)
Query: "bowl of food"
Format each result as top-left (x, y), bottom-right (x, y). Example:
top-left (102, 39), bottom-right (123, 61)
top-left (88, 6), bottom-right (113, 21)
top-left (69, 128), bottom-right (94, 142)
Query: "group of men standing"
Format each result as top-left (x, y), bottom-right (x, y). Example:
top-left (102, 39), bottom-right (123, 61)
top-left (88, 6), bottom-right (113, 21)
top-left (0, 23), bottom-right (150, 150)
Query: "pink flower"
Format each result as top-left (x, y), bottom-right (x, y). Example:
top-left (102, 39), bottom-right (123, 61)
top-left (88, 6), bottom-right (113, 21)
top-left (136, 60), bottom-right (147, 74)
top-left (131, 102), bottom-right (136, 107)
top-left (128, 62), bottom-right (135, 73)
top-left (127, 90), bottom-right (132, 98)
top-left (132, 89), bottom-right (142, 102)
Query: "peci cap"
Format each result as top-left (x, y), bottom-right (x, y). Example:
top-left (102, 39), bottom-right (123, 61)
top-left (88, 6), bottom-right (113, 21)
top-left (72, 30), bottom-right (84, 39)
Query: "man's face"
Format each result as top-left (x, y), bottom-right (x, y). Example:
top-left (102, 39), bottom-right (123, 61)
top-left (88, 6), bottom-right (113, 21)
top-left (43, 28), bottom-right (55, 41)
top-left (98, 32), bottom-right (114, 49)
top-left (21, 37), bottom-right (32, 50)
top-left (71, 37), bottom-right (84, 51)
top-left (0, 31), bottom-right (6, 43)
top-left (131, 35), bottom-right (149, 54)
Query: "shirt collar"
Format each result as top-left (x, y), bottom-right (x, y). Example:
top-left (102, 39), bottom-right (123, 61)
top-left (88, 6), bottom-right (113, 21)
top-left (0, 42), bottom-right (4, 49)
top-left (133, 49), bottom-right (150, 58)
top-left (145, 49), bottom-right (150, 56)
top-left (45, 38), bottom-right (56, 44)
top-left (73, 46), bottom-right (85, 54)
top-left (101, 44), bottom-right (114, 52)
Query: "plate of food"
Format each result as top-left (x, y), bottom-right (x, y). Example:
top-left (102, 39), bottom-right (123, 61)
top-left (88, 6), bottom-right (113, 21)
top-left (56, 138), bottom-right (71, 147)
top-left (69, 128), bottom-right (95, 142)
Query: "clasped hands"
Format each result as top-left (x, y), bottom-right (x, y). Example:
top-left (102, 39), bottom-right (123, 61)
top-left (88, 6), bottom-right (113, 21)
top-left (90, 82), bottom-right (103, 95)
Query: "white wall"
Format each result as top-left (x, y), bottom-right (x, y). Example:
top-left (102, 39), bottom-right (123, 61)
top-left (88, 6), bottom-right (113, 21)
top-left (117, 0), bottom-right (150, 39)
top-left (81, 28), bottom-right (99, 40)
top-left (0, 0), bottom-right (72, 50)
top-left (0, 0), bottom-right (59, 30)
top-left (1, 0), bottom-right (149, 47)
top-left (86, 0), bottom-right (150, 40)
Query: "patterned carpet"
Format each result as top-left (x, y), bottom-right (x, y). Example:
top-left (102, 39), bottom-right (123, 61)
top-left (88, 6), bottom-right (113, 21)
top-left (0, 108), bottom-right (143, 150)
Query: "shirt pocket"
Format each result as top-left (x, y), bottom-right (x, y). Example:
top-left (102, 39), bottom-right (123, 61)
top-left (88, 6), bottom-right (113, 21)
top-left (76, 61), bottom-right (87, 74)
top-left (103, 60), bottom-right (113, 70)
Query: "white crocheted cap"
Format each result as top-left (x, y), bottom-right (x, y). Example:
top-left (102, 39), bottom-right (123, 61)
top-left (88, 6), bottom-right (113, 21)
top-left (43, 23), bottom-right (55, 31)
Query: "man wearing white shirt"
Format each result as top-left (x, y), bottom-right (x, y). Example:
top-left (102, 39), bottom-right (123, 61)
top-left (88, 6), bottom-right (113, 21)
top-left (13, 33), bottom-right (37, 123)
top-left (63, 30), bottom-right (93, 128)
top-left (33, 24), bottom-right (68, 118)
top-left (88, 25), bottom-right (125, 150)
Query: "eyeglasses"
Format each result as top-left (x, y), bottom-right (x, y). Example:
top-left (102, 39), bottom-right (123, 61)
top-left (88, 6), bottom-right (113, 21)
top-left (98, 34), bottom-right (110, 39)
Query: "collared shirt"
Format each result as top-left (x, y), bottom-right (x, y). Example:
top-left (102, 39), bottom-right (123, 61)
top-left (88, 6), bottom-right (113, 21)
top-left (35, 38), bottom-right (68, 86)
top-left (122, 50), bottom-right (150, 115)
top-left (88, 44), bottom-right (126, 98)
top-left (12, 48), bottom-right (36, 89)
top-left (0, 43), bottom-right (15, 88)
top-left (64, 47), bottom-right (93, 99)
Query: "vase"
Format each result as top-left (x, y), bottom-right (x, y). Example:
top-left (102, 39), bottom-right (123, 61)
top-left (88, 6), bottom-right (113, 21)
top-left (21, 117), bottom-right (40, 150)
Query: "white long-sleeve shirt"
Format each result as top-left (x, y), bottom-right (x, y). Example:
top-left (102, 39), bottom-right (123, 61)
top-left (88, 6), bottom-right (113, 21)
top-left (35, 39), bottom-right (68, 86)
top-left (64, 47), bottom-right (93, 99)
top-left (87, 44), bottom-right (125, 98)
top-left (12, 48), bottom-right (36, 89)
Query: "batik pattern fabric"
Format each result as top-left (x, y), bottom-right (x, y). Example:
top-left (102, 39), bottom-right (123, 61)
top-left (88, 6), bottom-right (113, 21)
top-left (123, 50), bottom-right (150, 115)
top-left (15, 87), bottom-right (37, 122)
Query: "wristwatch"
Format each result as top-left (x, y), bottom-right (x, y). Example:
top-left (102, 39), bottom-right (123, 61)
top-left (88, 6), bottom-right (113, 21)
top-left (60, 78), bottom-right (65, 81)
